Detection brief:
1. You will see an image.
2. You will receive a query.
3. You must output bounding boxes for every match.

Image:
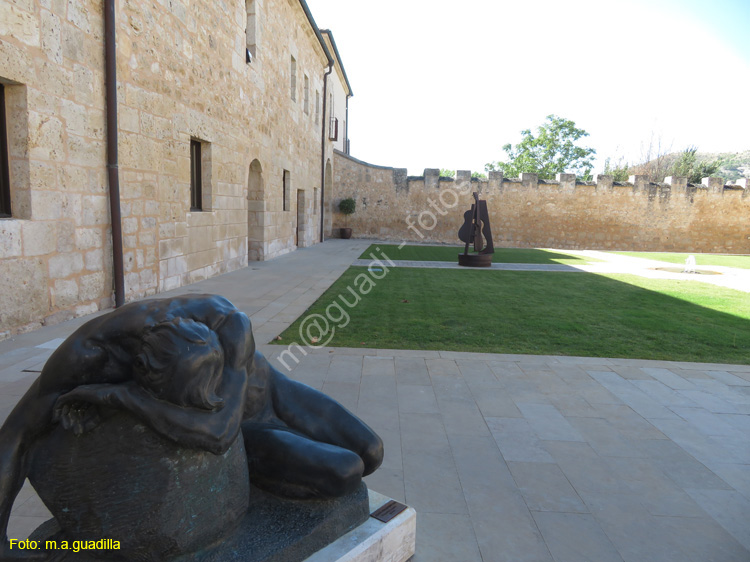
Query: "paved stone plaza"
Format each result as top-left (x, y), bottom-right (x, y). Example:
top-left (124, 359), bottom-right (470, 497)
top-left (2, 240), bottom-right (749, 561)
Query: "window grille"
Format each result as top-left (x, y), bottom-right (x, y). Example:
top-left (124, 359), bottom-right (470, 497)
top-left (190, 139), bottom-right (202, 211)
top-left (0, 84), bottom-right (11, 217)
top-left (283, 170), bottom-right (291, 211)
top-left (290, 57), bottom-right (297, 101)
top-left (304, 75), bottom-right (309, 114)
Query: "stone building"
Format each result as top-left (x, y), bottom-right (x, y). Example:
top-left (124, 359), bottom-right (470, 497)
top-left (0, 0), bottom-right (350, 336)
top-left (321, 29), bottom-right (351, 156)
top-left (319, 28), bottom-right (351, 236)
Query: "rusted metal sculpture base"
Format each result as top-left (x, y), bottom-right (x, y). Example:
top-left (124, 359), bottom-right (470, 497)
top-left (458, 253), bottom-right (493, 267)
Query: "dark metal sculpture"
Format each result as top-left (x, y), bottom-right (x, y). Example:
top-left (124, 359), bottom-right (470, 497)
top-left (458, 192), bottom-right (494, 267)
top-left (0, 295), bottom-right (383, 561)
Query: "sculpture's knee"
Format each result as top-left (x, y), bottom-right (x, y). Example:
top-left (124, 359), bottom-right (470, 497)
top-left (322, 452), bottom-right (364, 497)
top-left (360, 433), bottom-right (384, 477)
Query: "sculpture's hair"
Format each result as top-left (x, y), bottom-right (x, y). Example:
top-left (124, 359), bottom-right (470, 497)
top-left (136, 318), bottom-right (224, 411)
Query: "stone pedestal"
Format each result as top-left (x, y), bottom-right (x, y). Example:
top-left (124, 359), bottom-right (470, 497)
top-left (32, 483), bottom-right (370, 562)
top-left (190, 483), bottom-right (371, 562)
top-left (27, 413), bottom-right (250, 561)
top-left (31, 487), bottom-right (415, 562)
top-left (306, 490), bottom-right (416, 562)
top-left (27, 409), bottom-right (377, 562)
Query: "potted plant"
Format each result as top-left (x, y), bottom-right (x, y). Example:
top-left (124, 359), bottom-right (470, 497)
top-left (338, 197), bottom-right (355, 239)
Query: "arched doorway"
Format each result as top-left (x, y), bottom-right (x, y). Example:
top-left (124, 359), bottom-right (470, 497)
top-left (247, 159), bottom-right (264, 261)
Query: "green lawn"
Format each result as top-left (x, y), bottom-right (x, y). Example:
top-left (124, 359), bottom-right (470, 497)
top-left (274, 267), bottom-right (750, 364)
top-left (360, 244), bottom-right (599, 265)
top-left (611, 251), bottom-right (750, 270)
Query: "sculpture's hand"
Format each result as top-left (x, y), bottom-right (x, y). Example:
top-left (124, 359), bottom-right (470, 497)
top-left (51, 379), bottom-right (244, 455)
top-left (52, 400), bottom-right (101, 436)
top-left (52, 383), bottom-right (131, 435)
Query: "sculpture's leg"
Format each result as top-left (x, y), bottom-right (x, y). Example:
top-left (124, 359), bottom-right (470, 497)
top-left (257, 354), bottom-right (384, 476)
top-left (0, 380), bottom-right (54, 560)
top-left (242, 423), bottom-right (364, 498)
top-left (274, 382), bottom-right (384, 476)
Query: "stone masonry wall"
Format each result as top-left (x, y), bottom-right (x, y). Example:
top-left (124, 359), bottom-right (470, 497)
top-left (117, 0), bottom-right (328, 292)
top-left (1, 0), bottom-right (113, 334)
top-left (332, 151), bottom-right (750, 254)
top-left (0, 0), bottom-right (331, 336)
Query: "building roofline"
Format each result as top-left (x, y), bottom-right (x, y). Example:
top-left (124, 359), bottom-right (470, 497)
top-left (297, 0), bottom-right (334, 67)
top-left (320, 29), bottom-right (353, 97)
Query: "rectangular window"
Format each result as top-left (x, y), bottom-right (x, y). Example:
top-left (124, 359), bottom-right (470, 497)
top-left (190, 139), bottom-right (202, 211)
top-left (283, 170), bottom-right (291, 211)
top-left (329, 117), bottom-right (338, 141)
top-left (315, 90), bottom-right (320, 124)
top-left (290, 57), bottom-right (297, 101)
top-left (328, 93), bottom-right (337, 139)
top-left (303, 75), bottom-right (309, 114)
top-left (245, 0), bottom-right (256, 62)
top-left (0, 84), bottom-right (11, 217)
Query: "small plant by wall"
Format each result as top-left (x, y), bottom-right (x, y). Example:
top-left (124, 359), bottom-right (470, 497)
top-left (338, 197), bottom-right (356, 238)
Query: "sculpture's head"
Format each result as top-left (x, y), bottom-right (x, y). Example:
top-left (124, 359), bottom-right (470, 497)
top-left (136, 318), bottom-right (225, 411)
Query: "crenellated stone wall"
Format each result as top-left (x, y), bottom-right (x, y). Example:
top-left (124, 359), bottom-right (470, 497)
top-left (332, 151), bottom-right (750, 254)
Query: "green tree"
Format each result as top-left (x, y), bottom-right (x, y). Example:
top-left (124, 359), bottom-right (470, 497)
top-left (439, 168), bottom-right (455, 178)
top-left (485, 115), bottom-right (596, 180)
top-left (670, 147), bottom-right (723, 184)
top-left (602, 156), bottom-right (630, 182)
top-left (338, 197), bottom-right (355, 227)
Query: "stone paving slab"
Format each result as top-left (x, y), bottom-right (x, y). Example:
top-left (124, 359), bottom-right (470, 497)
top-left (1, 239), bottom-right (749, 561)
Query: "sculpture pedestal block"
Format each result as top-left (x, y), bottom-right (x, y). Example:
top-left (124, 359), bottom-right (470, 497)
top-left (32, 483), bottom-right (370, 562)
top-left (31, 488), bottom-right (415, 562)
top-left (192, 482), bottom-right (370, 562)
top-left (28, 413), bottom-right (250, 561)
top-left (306, 490), bottom-right (416, 562)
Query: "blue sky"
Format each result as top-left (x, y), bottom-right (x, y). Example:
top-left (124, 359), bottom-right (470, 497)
top-left (307, 0), bottom-right (750, 175)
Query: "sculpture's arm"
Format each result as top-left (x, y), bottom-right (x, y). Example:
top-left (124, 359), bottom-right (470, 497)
top-left (0, 380), bottom-right (56, 561)
top-left (53, 368), bottom-right (247, 455)
top-left (37, 334), bottom-right (129, 396)
top-left (38, 296), bottom-right (253, 395)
